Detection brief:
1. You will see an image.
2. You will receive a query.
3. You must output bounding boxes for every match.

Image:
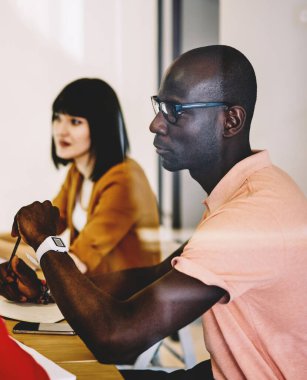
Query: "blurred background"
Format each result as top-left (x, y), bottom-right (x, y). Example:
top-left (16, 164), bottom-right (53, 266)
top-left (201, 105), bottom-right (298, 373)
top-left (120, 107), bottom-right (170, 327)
top-left (0, 0), bottom-right (306, 232)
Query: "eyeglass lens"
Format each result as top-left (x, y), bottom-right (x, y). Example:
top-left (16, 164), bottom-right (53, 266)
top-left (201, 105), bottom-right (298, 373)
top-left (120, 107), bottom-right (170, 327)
top-left (152, 98), bottom-right (177, 123)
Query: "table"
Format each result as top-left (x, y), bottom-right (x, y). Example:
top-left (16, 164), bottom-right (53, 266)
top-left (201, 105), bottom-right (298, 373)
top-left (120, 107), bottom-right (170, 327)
top-left (5, 319), bottom-right (123, 380)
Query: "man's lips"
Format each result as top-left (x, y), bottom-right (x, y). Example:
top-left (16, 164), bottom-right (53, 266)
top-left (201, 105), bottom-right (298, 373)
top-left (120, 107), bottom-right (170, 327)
top-left (156, 148), bottom-right (169, 155)
top-left (154, 144), bottom-right (170, 155)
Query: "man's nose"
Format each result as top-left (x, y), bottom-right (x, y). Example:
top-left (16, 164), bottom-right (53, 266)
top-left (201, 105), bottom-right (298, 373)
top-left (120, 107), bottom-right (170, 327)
top-left (149, 112), bottom-right (168, 136)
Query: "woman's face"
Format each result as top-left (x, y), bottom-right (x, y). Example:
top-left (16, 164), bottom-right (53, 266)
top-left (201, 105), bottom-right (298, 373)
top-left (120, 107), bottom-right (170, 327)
top-left (52, 113), bottom-right (91, 162)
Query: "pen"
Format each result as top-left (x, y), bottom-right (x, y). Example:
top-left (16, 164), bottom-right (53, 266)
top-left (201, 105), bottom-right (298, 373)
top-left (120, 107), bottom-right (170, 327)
top-left (6, 236), bottom-right (21, 272)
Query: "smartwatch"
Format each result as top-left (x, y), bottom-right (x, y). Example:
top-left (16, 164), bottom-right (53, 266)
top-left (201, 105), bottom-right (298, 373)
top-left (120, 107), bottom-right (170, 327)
top-left (36, 236), bottom-right (68, 264)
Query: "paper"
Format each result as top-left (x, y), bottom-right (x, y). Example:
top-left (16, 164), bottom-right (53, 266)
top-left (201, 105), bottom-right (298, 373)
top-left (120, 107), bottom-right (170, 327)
top-left (0, 296), bottom-right (64, 323)
top-left (14, 338), bottom-right (76, 380)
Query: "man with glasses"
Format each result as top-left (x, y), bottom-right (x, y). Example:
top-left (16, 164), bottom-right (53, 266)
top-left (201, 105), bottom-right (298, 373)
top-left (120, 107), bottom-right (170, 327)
top-left (1, 45), bottom-right (307, 379)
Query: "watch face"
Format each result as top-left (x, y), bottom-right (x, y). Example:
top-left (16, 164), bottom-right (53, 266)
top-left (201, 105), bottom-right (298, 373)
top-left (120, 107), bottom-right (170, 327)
top-left (51, 237), bottom-right (66, 247)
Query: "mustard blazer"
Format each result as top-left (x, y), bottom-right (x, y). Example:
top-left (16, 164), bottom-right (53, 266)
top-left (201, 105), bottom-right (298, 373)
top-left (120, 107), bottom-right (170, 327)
top-left (53, 158), bottom-right (161, 274)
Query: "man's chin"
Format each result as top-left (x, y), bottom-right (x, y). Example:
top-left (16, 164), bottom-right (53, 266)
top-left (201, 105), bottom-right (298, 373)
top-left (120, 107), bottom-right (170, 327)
top-left (161, 159), bottom-right (181, 172)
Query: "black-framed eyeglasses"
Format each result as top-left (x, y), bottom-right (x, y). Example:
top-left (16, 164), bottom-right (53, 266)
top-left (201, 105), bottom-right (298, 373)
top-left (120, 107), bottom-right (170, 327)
top-left (151, 95), bottom-right (229, 124)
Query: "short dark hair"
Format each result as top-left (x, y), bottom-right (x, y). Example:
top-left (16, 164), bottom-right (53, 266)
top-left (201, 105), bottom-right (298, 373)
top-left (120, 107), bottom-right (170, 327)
top-left (181, 45), bottom-right (257, 126)
top-left (217, 45), bottom-right (257, 126)
top-left (51, 78), bottom-right (130, 181)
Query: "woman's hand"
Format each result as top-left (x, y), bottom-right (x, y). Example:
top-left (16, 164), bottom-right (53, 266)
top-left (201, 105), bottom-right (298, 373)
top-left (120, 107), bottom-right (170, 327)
top-left (0, 257), bottom-right (41, 302)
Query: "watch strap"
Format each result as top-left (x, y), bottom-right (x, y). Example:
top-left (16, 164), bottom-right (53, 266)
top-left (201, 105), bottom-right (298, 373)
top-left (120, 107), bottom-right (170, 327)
top-left (36, 236), bottom-right (67, 264)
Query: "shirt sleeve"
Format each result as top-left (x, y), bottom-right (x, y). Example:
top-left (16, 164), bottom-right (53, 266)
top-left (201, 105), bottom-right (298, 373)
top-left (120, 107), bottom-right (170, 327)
top-left (172, 206), bottom-right (285, 302)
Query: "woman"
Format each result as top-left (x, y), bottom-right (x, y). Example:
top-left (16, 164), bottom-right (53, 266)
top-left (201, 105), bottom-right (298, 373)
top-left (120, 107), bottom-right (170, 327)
top-left (0, 78), bottom-right (161, 275)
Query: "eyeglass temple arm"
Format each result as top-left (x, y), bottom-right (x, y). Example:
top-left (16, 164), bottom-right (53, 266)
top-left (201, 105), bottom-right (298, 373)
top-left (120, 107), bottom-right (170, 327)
top-left (180, 102), bottom-right (229, 110)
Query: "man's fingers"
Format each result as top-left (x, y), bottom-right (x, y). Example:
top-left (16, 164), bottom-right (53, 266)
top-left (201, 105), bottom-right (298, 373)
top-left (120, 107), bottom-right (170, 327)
top-left (0, 263), bottom-right (14, 285)
top-left (0, 261), bottom-right (31, 302)
top-left (10, 200), bottom-right (60, 253)
top-left (0, 281), bottom-right (27, 302)
top-left (53, 205), bottom-right (60, 219)
top-left (12, 257), bottom-right (37, 282)
top-left (10, 257), bottom-right (40, 299)
top-left (42, 200), bottom-right (52, 207)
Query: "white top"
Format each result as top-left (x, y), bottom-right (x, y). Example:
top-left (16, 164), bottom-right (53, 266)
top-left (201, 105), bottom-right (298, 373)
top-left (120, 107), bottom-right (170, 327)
top-left (70, 178), bottom-right (93, 274)
top-left (72, 178), bottom-right (94, 232)
top-left (72, 201), bottom-right (87, 232)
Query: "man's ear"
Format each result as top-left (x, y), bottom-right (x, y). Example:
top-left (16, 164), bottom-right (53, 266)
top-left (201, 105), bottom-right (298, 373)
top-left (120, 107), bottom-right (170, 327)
top-left (223, 106), bottom-right (246, 138)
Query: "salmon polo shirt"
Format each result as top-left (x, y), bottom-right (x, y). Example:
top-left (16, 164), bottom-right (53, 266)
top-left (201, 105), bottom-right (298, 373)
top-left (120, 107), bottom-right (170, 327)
top-left (172, 150), bottom-right (307, 379)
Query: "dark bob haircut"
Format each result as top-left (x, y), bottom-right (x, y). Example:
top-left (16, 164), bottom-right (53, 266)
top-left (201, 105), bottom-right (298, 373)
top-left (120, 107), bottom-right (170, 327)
top-left (51, 78), bottom-right (130, 181)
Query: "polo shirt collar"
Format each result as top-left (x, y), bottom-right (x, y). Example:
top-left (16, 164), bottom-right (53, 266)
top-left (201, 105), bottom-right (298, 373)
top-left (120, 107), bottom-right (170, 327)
top-left (204, 150), bottom-right (272, 213)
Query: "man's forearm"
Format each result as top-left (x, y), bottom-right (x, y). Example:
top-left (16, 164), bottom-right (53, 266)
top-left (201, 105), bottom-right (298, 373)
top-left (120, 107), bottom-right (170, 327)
top-left (41, 253), bottom-right (123, 362)
top-left (87, 266), bottom-right (161, 300)
top-left (87, 240), bottom-right (189, 300)
top-left (41, 253), bottom-right (166, 364)
top-left (40, 240), bottom-right (189, 363)
top-left (39, 237), bottom-right (222, 366)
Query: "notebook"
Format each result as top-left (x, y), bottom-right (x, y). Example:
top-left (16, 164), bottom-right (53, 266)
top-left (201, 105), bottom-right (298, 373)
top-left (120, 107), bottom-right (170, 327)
top-left (0, 296), bottom-right (64, 323)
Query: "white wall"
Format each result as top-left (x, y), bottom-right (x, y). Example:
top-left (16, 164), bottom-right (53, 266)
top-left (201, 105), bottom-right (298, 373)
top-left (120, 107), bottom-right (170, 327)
top-left (0, 0), bottom-right (157, 231)
top-left (180, 0), bottom-right (219, 229)
top-left (159, 0), bottom-right (220, 230)
top-left (1, 0), bottom-right (306, 232)
top-left (220, 0), bottom-right (307, 194)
